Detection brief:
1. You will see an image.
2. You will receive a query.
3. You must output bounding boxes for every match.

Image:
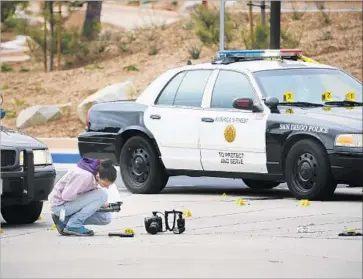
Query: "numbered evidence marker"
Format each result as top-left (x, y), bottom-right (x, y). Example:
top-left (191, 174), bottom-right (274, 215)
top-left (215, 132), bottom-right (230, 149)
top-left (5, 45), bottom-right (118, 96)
top-left (283, 91), bottom-right (294, 102)
top-left (345, 91), bottom-right (356, 101)
top-left (224, 124), bottom-right (236, 143)
top-left (322, 91), bottom-right (332, 101)
top-left (345, 92), bottom-right (356, 110)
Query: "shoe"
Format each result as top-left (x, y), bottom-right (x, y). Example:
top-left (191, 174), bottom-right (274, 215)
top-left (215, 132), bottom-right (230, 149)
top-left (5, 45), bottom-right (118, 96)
top-left (63, 226), bottom-right (95, 236)
top-left (51, 213), bottom-right (69, 236)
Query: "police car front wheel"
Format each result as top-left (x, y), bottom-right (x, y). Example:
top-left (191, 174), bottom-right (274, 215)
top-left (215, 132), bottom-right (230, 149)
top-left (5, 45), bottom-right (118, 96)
top-left (284, 139), bottom-right (337, 200)
top-left (120, 135), bottom-right (169, 194)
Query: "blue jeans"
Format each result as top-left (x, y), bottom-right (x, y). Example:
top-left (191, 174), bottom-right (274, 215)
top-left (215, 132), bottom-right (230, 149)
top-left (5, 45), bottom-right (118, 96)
top-left (51, 188), bottom-right (112, 228)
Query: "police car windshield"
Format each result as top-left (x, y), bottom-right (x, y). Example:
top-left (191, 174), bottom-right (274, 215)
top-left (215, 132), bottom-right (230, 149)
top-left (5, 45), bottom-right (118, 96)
top-left (253, 68), bottom-right (362, 105)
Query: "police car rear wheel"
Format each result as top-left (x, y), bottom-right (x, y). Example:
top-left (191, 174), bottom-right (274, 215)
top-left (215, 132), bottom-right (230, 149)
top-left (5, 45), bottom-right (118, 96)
top-left (285, 139), bottom-right (337, 200)
top-left (120, 136), bottom-right (168, 194)
top-left (243, 179), bottom-right (280, 190)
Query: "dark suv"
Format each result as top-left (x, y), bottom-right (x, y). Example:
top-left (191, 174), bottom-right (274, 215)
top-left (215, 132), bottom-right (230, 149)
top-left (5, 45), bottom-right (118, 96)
top-left (1, 95), bottom-right (56, 224)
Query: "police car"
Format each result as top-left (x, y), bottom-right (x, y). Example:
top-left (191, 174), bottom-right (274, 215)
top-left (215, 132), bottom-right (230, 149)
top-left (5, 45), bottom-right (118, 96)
top-left (78, 49), bottom-right (363, 200)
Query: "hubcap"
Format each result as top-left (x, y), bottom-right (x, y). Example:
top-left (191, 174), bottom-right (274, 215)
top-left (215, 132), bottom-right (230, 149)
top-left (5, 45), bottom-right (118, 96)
top-left (127, 148), bottom-right (150, 183)
top-left (293, 152), bottom-right (318, 191)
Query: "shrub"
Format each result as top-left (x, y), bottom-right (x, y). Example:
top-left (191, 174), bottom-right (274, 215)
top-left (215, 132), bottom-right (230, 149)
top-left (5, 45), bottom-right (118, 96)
top-left (190, 5), bottom-right (233, 46)
top-left (148, 42), bottom-right (159, 55)
top-left (323, 30), bottom-right (332, 40)
top-left (187, 44), bottom-right (202, 59)
top-left (241, 23), bottom-right (269, 49)
top-left (123, 64), bottom-right (139, 72)
top-left (1, 64), bottom-right (13, 72)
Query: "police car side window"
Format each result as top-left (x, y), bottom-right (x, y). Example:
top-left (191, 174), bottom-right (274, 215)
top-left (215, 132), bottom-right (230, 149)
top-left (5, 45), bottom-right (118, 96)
top-left (155, 71), bottom-right (185, 105)
top-left (211, 70), bottom-right (256, 109)
top-left (173, 70), bottom-right (212, 107)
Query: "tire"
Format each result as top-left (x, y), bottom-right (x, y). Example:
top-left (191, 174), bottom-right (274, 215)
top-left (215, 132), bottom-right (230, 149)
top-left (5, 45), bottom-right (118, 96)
top-left (1, 201), bottom-right (43, 225)
top-left (284, 139), bottom-right (337, 200)
top-left (243, 179), bottom-right (280, 190)
top-left (120, 136), bottom-right (168, 194)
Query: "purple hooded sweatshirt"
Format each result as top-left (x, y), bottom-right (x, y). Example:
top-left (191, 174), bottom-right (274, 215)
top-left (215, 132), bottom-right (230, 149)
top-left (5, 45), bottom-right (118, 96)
top-left (48, 158), bottom-right (101, 206)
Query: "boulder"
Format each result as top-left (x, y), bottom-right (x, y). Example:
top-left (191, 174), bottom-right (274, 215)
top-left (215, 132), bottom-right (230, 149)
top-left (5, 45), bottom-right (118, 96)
top-left (180, 1), bottom-right (202, 12)
top-left (77, 81), bottom-right (137, 125)
top-left (16, 103), bottom-right (72, 129)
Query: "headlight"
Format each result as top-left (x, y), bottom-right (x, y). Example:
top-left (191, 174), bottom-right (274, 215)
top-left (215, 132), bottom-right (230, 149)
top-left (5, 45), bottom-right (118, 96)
top-left (335, 134), bottom-right (363, 148)
top-left (19, 149), bottom-right (53, 166)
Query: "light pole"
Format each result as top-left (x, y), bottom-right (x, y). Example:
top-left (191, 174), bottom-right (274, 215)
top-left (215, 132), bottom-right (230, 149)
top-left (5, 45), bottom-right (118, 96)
top-left (219, 0), bottom-right (225, 51)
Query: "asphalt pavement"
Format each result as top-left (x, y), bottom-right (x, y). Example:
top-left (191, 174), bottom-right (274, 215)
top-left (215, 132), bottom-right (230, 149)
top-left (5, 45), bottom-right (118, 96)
top-left (1, 170), bottom-right (362, 278)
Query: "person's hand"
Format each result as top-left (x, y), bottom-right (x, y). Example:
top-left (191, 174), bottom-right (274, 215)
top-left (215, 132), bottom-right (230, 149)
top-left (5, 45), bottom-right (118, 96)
top-left (103, 202), bottom-right (109, 208)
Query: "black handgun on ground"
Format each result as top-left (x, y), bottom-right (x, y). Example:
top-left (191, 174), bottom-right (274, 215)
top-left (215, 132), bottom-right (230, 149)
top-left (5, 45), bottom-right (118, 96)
top-left (97, 201), bottom-right (123, 213)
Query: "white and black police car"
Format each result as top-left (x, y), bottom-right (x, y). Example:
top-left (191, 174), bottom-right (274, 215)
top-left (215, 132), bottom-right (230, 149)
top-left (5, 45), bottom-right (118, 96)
top-left (78, 49), bottom-right (363, 200)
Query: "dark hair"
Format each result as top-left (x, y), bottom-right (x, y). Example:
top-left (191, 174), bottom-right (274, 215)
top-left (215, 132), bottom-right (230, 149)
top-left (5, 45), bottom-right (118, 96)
top-left (98, 160), bottom-right (117, 182)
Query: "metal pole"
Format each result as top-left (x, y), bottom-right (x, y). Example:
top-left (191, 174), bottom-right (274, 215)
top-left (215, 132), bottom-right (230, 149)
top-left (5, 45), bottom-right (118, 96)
top-left (219, 0), bottom-right (225, 51)
top-left (248, 1), bottom-right (254, 48)
top-left (270, 1), bottom-right (281, 49)
top-left (261, 1), bottom-right (266, 26)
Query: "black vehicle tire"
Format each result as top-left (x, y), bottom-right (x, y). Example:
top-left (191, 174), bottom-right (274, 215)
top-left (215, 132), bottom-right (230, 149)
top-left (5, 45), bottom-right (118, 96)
top-left (1, 201), bottom-right (43, 225)
top-left (284, 139), bottom-right (337, 200)
top-left (120, 136), bottom-right (169, 194)
top-left (242, 179), bottom-right (280, 190)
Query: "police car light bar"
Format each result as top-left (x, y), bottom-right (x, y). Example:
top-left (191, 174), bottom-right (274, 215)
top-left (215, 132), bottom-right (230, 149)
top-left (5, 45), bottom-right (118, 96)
top-left (215, 49), bottom-right (303, 61)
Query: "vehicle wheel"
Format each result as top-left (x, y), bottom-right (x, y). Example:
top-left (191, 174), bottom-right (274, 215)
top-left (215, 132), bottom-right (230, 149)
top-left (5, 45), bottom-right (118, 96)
top-left (1, 201), bottom-right (43, 225)
top-left (243, 179), bottom-right (280, 189)
top-left (284, 139), bottom-right (337, 200)
top-left (120, 136), bottom-right (168, 194)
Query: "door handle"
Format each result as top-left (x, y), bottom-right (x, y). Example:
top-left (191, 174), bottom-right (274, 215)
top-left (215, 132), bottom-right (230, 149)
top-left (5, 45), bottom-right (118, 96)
top-left (201, 117), bottom-right (214, 123)
top-left (150, 114), bottom-right (161, 120)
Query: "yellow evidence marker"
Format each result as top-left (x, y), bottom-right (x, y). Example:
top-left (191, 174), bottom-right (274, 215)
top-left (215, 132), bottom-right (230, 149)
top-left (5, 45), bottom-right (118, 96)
top-left (285, 108), bottom-right (294, 114)
top-left (124, 228), bottom-right (135, 235)
top-left (299, 200), bottom-right (311, 207)
top-left (183, 210), bottom-right (192, 217)
top-left (283, 91), bottom-right (294, 102)
top-left (322, 91), bottom-right (332, 101)
top-left (345, 92), bottom-right (356, 101)
top-left (235, 198), bottom-right (247, 206)
top-left (38, 215), bottom-right (43, 221)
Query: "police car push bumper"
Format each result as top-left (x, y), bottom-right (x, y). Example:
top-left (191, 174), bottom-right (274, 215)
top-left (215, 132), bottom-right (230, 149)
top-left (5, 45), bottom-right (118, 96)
top-left (329, 134), bottom-right (363, 186)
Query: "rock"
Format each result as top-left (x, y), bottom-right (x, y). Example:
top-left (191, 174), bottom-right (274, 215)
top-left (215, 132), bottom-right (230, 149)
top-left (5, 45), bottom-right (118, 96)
top-left (180, 1), bottom-right (202, 12)
top-left (16, 104), bottom-right (71, 129)
top-left (77, 81), bottom-right (137, 125)
top-left (58, 102), bottom-right (72, 116)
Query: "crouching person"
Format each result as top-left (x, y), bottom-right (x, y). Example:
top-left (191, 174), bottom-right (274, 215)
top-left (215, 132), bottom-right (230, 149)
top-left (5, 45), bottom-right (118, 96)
top-left (49, 158), bottom-right (117, 236)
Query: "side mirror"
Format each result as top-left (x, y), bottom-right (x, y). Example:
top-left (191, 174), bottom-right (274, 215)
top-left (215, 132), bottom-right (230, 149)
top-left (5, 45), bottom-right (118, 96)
top-left (232, 98), bottom-right (263, 112)
top-left (264, 96), bottom-right (279, 111)
top-left (1, 109), bottom-right (6, 119)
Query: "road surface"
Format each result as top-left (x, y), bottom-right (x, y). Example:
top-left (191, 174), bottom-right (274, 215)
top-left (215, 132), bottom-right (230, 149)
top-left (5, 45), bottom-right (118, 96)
top-left (1, 170), bottom-right (362, 278)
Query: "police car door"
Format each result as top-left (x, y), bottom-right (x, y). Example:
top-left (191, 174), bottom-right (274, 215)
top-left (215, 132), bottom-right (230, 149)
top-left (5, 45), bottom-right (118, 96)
top-left (199, 69), bottom-right (268, 173)
top-left (144, 69), bottom-right (213, 171)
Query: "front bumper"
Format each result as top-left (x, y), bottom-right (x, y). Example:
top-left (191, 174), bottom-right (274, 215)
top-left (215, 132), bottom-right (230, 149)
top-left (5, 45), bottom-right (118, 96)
top-left (1, 149), bottom-right (56, 205)
top-left (329, 149), bottom-right (363, 186)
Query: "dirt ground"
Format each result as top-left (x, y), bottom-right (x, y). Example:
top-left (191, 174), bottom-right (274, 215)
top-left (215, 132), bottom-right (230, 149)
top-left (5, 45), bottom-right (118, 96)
top-left (1, 9), bottom-right (362, 138)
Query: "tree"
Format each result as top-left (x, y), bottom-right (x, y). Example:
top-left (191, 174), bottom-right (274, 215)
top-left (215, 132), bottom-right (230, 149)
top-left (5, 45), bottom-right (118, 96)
top-left (82, 1), bottom-right (102, 40)
top-left (1, 1), bottom-right (28, 23)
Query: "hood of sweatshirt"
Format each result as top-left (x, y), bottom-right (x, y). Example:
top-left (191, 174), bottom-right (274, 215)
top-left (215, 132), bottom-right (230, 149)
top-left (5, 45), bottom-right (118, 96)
top-left (77, 157), bottom-right (100, 176)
